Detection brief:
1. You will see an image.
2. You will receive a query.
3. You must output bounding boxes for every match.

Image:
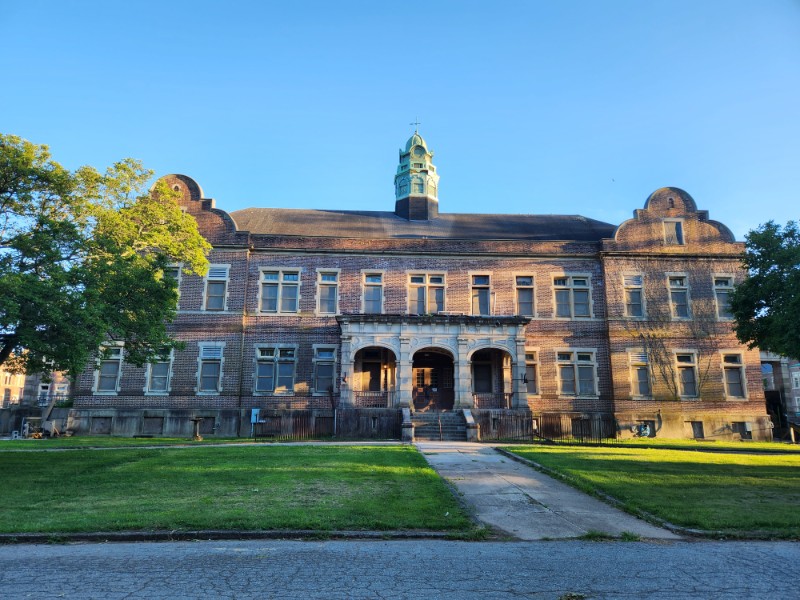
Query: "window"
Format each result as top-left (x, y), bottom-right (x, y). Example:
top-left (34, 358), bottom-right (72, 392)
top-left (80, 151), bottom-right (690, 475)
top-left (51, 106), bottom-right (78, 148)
top-left (204, 265), bottom-right (229, 311)
top-left (261, 269), bottom-right (300, 314)
top-left (313, 346), bottom-right (336, 394)
top-left (793, 373), bottom-right (800, 390)
top-left (629, 352), bottom-right (651, 397)
top-left (623, 275), bottom-right (644, 317)
top-left (163, 265), bottom-right (181, 307)
top-left (557, 351), bottom-right (597, 396)
top-left (317, 271), bottom-right (339, 315)
top-left (676, 353), bottom-right (698, 397)
top-left (146, 350), bottom-right (173, 393)
top-left (668, 276), bottom-right (690, 318)
top-left (255, 346), bottom-right (296, 394)
top-left (554, 276), bottom-right (591, 318)
top-left (471, 275), bottom-right (491, 315)
top-left (96, 346), bottom-right (123, 393)
top-left (409, 273), bottom-right (445, 314)
top-left (731, 421), bottom-right (753, 440)
top-left (714, 277), bottom-right (734, 320)
top-left (363, 273), bottom-right (383, 314)
top-left (723, 354), bottom-right (746, 398)
top-left (413, 182), bottom-right (424, 194)
top-left (688, 421), bottom-right (705, 439)
top-left (198, 344), bottom-right (224, 394)
top-left (664, 219), bottom-right (685, 245)
top-left (525, 351), bottom-right (539, 394)
top-left (516, 276), bottom-right (535, 316)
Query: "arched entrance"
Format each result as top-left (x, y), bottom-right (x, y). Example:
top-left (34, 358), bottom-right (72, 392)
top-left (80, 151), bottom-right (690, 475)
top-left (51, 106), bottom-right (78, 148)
top-left (412, 347), bottom-right (455, 411)
top-left (471, 348), bottom-right (514, 409)
top-left (352, 347), bottom-right (397, 407)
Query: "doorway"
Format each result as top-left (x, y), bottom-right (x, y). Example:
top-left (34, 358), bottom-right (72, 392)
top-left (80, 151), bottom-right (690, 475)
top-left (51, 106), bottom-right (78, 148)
top-left (412, 348), bottom-right (455, 411)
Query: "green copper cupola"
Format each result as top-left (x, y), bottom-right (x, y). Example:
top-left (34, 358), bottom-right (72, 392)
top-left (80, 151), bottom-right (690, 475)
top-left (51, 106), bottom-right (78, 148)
top-left (394, 130), bottom-right (439, 220)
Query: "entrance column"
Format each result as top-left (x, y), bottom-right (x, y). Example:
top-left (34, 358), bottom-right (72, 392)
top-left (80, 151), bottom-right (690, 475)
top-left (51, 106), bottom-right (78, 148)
top-left (396, 336), bottom-right (413, 408)
top-left (511, 334), bottom-right (527, 409)
top-left (454, 336), bottom-right (473, 408)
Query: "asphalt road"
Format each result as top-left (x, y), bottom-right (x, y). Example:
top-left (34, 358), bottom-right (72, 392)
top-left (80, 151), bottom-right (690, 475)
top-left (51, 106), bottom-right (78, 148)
top-left (1, 539), bottom-right (796, 599)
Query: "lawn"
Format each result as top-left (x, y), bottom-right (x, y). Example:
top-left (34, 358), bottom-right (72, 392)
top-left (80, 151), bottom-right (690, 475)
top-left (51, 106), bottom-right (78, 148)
top-left (0, 446), bottom-right (473, 534)
top-left (0, 436), bottom-right (253, 450)
top-left (505, 445), bottom-right (800, 538)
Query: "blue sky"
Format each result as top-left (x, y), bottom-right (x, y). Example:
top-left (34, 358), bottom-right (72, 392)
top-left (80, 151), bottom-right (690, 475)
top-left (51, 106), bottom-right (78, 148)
top-left (2, 0), bottom-right (798, 239)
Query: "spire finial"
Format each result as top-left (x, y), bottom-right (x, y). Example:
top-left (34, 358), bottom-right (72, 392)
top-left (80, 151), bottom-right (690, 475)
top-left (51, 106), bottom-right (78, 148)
top-left (410, 117), bottom-right (421, 133)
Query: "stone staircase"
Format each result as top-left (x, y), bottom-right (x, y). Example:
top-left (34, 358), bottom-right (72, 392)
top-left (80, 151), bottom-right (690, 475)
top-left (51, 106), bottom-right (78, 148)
top-left (412, 411), bottom-right (467, 441)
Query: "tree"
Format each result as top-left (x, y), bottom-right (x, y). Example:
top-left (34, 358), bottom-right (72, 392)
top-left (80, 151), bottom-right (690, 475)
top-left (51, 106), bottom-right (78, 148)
top-left (0, 134), bottom-right (211, 376)
top-left (730, 220), bottom-right (800, 359)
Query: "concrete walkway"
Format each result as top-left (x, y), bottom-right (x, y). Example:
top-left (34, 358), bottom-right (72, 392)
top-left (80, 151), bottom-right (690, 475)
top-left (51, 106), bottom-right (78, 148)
top-left (417, 441), bottom-right (681, 541)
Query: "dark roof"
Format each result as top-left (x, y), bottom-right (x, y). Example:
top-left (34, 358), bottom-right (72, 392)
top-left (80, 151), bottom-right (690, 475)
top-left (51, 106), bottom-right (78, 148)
top-left (229, 208), bottom-right (616, 242)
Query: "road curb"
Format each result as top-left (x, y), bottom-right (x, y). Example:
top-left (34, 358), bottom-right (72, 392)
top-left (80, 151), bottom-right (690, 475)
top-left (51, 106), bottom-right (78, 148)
top-left (0, 529), bottom-right (459, 545)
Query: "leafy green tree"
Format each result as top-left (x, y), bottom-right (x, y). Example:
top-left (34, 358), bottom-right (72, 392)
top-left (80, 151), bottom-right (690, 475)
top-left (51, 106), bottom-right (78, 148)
top-left (731, 221), bottom-right (800, 359)
top-left (0, 134), bottom-right (210, 376)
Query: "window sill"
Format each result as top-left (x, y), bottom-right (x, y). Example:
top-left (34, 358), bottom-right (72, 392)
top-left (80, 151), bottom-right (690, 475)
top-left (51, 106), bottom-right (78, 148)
top-left (253, 392), bottom-right (295, 397)
top-left (558, 395), bottom-right (599, 400)
top-left (196, 391), bottom-right (222, 396)
top-left (144, 391), bottom-right (170, 396)
top-left (93, 391), bottom-right (118, 396)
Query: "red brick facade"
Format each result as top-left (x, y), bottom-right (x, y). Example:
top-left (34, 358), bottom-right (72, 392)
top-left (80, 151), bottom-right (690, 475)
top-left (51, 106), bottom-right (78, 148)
top-left (72, 175), bottom-right (769, 440)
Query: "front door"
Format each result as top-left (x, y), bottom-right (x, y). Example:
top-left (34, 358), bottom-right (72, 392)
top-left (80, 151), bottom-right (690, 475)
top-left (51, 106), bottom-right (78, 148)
top-left (412, 350), bottom-right (454, 411)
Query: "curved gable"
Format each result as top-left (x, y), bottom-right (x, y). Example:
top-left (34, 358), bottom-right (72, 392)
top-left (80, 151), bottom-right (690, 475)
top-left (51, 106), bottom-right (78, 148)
top-left (607, 187), bottom-right (739, 254)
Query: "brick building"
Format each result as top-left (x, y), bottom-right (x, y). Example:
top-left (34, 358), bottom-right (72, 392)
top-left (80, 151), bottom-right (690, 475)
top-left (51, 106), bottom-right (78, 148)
top-left (69, 132), bottom-right (770, 440)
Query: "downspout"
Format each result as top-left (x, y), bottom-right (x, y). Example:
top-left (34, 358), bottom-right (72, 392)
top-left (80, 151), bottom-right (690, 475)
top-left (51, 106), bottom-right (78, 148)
top-left (236, 245), bottom-right (252, 438)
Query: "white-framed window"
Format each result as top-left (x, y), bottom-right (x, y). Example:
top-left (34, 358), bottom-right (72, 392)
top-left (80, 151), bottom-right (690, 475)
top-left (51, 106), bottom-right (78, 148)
top-left (792, 372), bottom-right (800, 390)
top-left (722, 353), bottom-right (746, 398)
top-left (163, 264), bottom-right (182, 308)
top-left (362, 272), bottom-right (384, 314)
top-left (623, 275), bottom-right (644, 317)
top-left (145, 349), bottom-right (173, 394)
top-left (313, 346), bottom-right (337, 395)
top-left (408, 273), bottom-right (445, 314)
top-left (668, 275), bottom-right (690, 319)
top-left (628, 351), bottom-right (651, 397)
top-left (663, 219), bottom-right (685, 245)
top-left (675, 352), bottom-right (698, 397)
top-left (556, 350), bottom-right (597, 396)
top-left (38, 383), bottom-right (50, 401)
top-left (203, 265), bottom-right (230, 311)
top-left (525, 350), bottom-right (539, 395)
top-left (471, 274), bottom-right (491, 315)
top-left (317, 270), bottom-right (339, 315)
top-left (554, 275), bottom-right (591, 318)
top-left (254, 345), bottom-right (296, 394)
top-left (95, 346), bottom-right (123, 394)
top-left (515, 276), bottom-right (535, 317)
top-left (197, 343), bottom-right (225, 394)
top-left (714, 276), bottom-right (734, 320)
top-left (260, 269), bottom-right (301, 314)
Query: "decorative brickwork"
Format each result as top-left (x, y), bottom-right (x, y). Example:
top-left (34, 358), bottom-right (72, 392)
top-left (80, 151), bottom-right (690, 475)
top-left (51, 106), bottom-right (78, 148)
top-left (71, 143), bottom-right (769, 440)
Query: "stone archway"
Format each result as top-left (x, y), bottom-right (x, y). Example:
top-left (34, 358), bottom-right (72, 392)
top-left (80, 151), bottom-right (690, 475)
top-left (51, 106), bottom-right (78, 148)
top-left (352, 346), bottom-right (397, 408)
top-left (412, 347), bottom-right (455, 411)
top-left (470, 347), bottom-right (514, 409)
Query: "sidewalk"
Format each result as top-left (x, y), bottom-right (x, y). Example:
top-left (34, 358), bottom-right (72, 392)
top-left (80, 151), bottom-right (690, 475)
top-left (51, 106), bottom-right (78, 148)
top-left (417, 441), bottom-right (681, 541)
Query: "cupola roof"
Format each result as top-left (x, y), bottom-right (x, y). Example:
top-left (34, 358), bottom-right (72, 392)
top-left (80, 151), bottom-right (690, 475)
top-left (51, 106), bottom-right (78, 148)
top-left (404, 132), bottom-right (428, 152)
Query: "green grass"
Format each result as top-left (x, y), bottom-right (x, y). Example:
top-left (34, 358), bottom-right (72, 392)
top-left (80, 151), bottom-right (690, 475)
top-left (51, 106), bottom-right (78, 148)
top-left (0, 446), bottom-right (473, 534)
top-left (612, 438), bottom-right (800, 453)
top-left (505, 445), bottom-right (800, 537)
top-left (0, 436), bottom-right (254, 450)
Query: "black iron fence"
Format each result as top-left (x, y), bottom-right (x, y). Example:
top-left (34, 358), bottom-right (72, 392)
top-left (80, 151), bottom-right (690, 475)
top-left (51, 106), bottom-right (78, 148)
top-left (252, 409), bottom-right (401, 441)
top-left (472, 393), bottom-right (513, 409)
top-left (537, 414), bottom-right (618, 444)
top-left (353, 391), bottom-right (394, 408)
